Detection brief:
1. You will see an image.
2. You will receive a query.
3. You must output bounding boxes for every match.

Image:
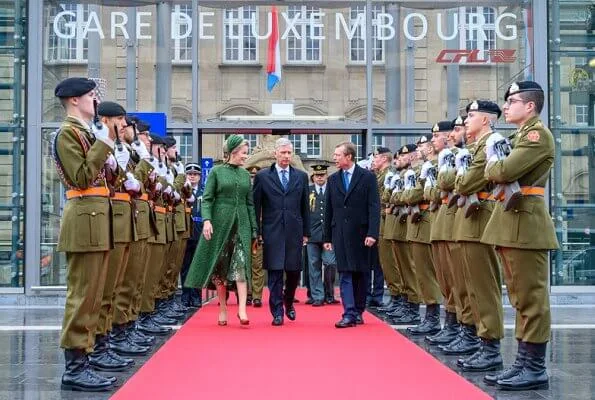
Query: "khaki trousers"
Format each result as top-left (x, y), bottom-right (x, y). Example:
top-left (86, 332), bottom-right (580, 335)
top-left (392, 241), bottom-right (420, 303)
top-left (410, 242), bottom-right (442, 305)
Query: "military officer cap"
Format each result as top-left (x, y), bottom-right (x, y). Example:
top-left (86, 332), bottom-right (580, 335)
top-left (466, 100), bottom-right (502, 118)
top-left (373, 146), bottom-right (392, 156)
top-left (54, 77), bottom-right (96, 98)
top-left (149, 134), bottom-right (165, 145)
top-left (432, 121), bottom-right (455, 133)
top-left (136, 120), bottom-right (150, 133)
top-left (163, 136), bottom-right (177, 149)
top-left (453, 115), bottom-right (466, 126)
top-left (504, 81), bottom-right (544, 101)
top-left (417, 133), bottom-right (433, 145)
top-left (185, 163), bottom-right (201, 173)
top-left (97, 101), bottom-right (126, 117)
top-left (310, 164), bottom-right (329, 175)
top-left (248, 165), bottom-right (261, 174)
top-left (399, 143), bottom-right (417, 155)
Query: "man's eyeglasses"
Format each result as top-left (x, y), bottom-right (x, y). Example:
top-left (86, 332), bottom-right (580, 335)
top-left (504, 97), bottom-right (527, 106)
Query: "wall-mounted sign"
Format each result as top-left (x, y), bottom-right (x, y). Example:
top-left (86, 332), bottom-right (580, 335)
top-left (435, 49), bottom-right (517, 64)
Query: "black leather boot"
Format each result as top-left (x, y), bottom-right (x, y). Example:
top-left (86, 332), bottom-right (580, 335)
top-left (157, 299), bottom-right (185, 320)
top-left (127, 321), bottom-right (155, 346)
top-left (407, 304), bottom-right (441, 335)
top-left (440, 324), bottom-right (481, 355)
top-left (484, 339), bottom-right (525, 385)
top-left (378, 295), bottom-right (402, 313)
top-left (390, 302), bottom-right (421, 325)
top-left (61, 349), bottom-right (114, 392)
top-left (88, 334), bottom-right (130, 372)
top-left (497, 342), bottom-right (549, 391)
top-left (110, 323), bottom-right (150, 356)
top-left (152, 309), bottom-right (178, 325)
top-left (426, 311), bottom-right (459, 345)
top-left (169, 296), bottom-right (189, 313)
top-left (386, 298), bottom-right (407, 319)
top-left (137, 313), bottom-right (172, 336)
top-left (457, 347), bottom-right (483, 368)
top-left (462, 338), bottom-right (503, 372)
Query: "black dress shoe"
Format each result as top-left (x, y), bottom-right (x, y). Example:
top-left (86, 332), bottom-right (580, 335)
top-left (293, 299), bottom-right (300, 303)
top-left (312, 300), bottom-right (324, 307)
top-left (286, 307), bottom-right (296, 321)
top-left (326, 298), bottom-right (340, 304)
top-left (335, 318), bottom-right (356, 328)
top-left (246, 298), bottom-right (253, 306)
top-left (272, 316), bottom-right (284, 326)
top-left (355, 315), bottom-right (364, 325)
top-left (367, 300), bottom-right (383, 308)
top-left (252, 299), bottom-right (262, 308)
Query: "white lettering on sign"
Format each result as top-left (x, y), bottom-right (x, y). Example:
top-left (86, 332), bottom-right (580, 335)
top-left (51, 10), bottom-right (519, 42)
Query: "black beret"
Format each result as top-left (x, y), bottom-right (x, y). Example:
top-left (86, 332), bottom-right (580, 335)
top-left (399, 144), bottom-right (417, 155)
top-left (54, 77), bottom-right (96, 98)
top-left (431, 121), bottom-right (454, 133)
top-left (97, 101), bottom-right (126, 117)
top-left (163, 136), bottom-right (177, 149)
top-left (136, 120), bottom-right (150, 133)
top-left (185, 163), bottom-right (201, 173)
top-left (417, 133), bottom-right (433, 144)
top-left (453, 115), bottom-right (466, 126)
top-left (149, 134), bottom-right (165, 145)
top-left (504, 81), bottom-right (544, 101)
top-left (466, 100), bottom-right (502, 118)
top-left (374, 146), bottom-right (392, 155)
top-left (310, 164), bottom-right (329, 174)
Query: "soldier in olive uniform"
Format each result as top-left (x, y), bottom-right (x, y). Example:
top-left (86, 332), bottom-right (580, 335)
top-left (247, 166), bottom-right (265, 307)
top-left (427, 120), bottom-right (461, 344)
top-left (482, 81), bottom-right (558, 391)
top-left (453, 100), bottom-right (505, 372)
top-left (53, 77), bottom-right (117, 391)
top-left (402, 134), bottom-right (442, 334)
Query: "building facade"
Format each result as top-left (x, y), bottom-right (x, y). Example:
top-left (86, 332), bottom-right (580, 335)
top-left (0, 0), bottom-right (593, 294)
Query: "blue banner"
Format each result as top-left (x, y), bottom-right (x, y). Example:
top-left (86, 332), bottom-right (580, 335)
top-left (127, 112), bottom-right (167, 136)
top-left (201, 158), bottom-right (214, 185)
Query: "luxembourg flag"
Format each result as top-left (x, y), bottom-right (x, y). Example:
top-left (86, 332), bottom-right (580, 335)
top-left (266, 6), bottom-right (281, 92)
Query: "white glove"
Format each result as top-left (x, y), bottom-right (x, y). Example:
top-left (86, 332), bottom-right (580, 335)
top-left (357, 159), bottom-right (370, 169)
top-left (187, 194), bottom-right (196, 204)
top-left (438, 148), bottom-right (453, 169)
top-left (173, 191), bottom-right (181, 201)
top-left (486, 133), bottom-right (505, 160)
top-left (163, 186), bottom-right (173, 195)
top-left (424, 178), bottom-right (433, 189)
top-left (383, 171), bottom-right (394, 189)
top-left (114, 145), bottom-right (131, 171)
top-left (123, 172), bottom-right (140, 192)
top-left (404, 169), bottom-right (416, 190)
top-left (486, 154), bottom-right (499, 165)
top-left (156, 162), bottom-right (167, 177)
top-left (165, 170), bottom-right (174, 185)
top-left (105, 154), bottom-right (117, 172)
top-left (92, 123), bottom-right (114, 149)
top-left (131, 140), bottom-right (150, 160)
top-left (155, 182), bottom-right (163, 192)
top-left (420, 161), bottom-right (433, 179)
top-left (389, 174), bottom-right (400, 190)
top-left (174, 161), bottom-right (185, 175)
top-left (455, 148), bottom-right (470, 170)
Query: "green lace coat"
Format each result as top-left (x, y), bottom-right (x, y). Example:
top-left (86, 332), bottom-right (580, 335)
top-left (184, 163), bottom-right (257, 288)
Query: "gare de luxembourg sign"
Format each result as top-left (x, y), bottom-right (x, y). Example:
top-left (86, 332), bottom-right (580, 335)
top-left (52, 8), bottom-right (519, 44)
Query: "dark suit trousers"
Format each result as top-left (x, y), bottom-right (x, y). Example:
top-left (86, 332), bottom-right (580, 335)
top-left (340, 271), bottom-right (367, 321)
top-left (181, 239), bottom-right (201, 301)
top-left (268, 270), bottom-right (300, 318)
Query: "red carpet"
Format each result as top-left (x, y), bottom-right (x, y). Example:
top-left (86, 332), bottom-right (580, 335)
top-left (112, 290), bottom-right (490, 400)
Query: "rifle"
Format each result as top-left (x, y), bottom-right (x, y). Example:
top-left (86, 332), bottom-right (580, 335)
top-left (491, 134), bottom-right (521, 211)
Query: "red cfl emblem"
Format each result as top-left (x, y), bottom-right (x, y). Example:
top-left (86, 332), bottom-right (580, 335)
top-left (435, 49), bottom-right (517, 64)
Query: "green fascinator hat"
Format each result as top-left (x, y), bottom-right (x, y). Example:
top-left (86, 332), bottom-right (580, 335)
top-left (225, 134), bottom-right (245, 154)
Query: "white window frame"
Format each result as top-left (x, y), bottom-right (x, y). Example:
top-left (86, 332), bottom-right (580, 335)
top-left (349, 5), bottom-right (385, 65)
top-left (459, 6), bottom-right (496, 64)
top-left (223, 6), bottom-right (259, 64)
top-left (225, 133), bottom-right (259, 151)
top-left (172, 4), bottom-right (193, 65)
top-left (44, 3), bottom-right (88, 64)
top-left (286, 6), bottom-right (322, 65)
top-left (173, 134), bottom-right (193, 164)
top-left (351, 134), bottom-right (364, 161)
top-left (288, 134), bottom-right (321, 158)
top-left (575, 105), bottom-right (589, 126)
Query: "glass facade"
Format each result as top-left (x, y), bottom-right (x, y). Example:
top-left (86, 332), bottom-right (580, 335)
top-left (0, 0), bottom-right (26, 288)
top-left (0, 0), bottom-right (590, 291)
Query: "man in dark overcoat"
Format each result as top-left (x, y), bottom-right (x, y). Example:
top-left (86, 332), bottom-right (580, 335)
top-left (253, 138), bottom-right (311, 326)
top-left (324, 142), bottom-right (380, 328)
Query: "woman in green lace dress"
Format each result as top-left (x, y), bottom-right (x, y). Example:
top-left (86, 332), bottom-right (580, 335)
top-left (184, 135), bottom-right (257, 325)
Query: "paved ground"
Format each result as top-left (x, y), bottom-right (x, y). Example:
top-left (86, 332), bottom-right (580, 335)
top-left (0, 299), bottom-right (594, 400)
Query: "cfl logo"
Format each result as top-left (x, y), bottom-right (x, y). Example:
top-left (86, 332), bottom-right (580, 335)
top-left (435, 49), bottom-right (517, 64)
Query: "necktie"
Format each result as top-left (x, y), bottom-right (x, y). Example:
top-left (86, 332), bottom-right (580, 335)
top-left (319, 187), bottom-right (323, 197)
top-left (343, 171), bottom-right (350, 190)
top-left (281, 170), bottom-right (288, 191)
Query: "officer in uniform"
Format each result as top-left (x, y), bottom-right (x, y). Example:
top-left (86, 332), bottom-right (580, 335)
top-left (454, 100), bottom-right (505, 372)
top-left (386, 144), bottom-right (421, 324)
top-left (181, 162), bottom-right (204, 308)
top-left (403, 134), bottom-right (442, 335)
top-left (482, 81), bottom-right (558, 390)
top-left (306, 164), bottom-right (338, 306)
top-left (53, 77), bottom-right (116, 391)
top-left (247, 166), bottom-right (265, 307)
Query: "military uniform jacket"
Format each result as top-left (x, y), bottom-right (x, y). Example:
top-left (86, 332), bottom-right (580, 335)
top-left (309, 184), bottom-right (327, 243)
top-left (132, 159), bottom-right (154, 241)
top-left (376, 168), bottom-right (389, 237)
top-left (481, 116), bottom-right (559, 250)
top-left (383, 185), bottom-right (398, 241)
top-left (404, 164), bottom-right (432, 244)
top-left (453, 135), bottom-right (494, 243)
top-left (388, 171), bottom-right (408, 242)
top-left (430, 162), bottom-right (456, 242)
top-left (55, 116), bottom-right (112, 253)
